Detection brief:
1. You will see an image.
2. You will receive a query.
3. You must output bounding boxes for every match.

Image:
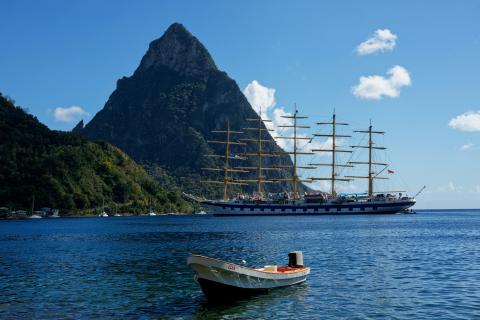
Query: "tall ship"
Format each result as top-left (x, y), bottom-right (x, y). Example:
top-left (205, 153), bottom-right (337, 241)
top-left (184, 109), bottom-right (417, 216)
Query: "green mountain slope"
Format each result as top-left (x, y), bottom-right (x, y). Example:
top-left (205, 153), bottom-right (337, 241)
top-left (0, 93), bottom-right (191, 214)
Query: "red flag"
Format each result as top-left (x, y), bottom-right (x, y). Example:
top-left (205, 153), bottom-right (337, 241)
top-left (387, 169), bottom-right (394, 174)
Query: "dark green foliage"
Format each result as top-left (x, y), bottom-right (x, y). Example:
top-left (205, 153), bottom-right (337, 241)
top-left (0, 93), bottom-right (191, 214)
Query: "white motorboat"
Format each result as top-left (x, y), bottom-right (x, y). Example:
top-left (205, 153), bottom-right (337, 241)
top-left (28, 214), bottom-right (42, 219)
top-left (187, 251), bottom-right (309, 299)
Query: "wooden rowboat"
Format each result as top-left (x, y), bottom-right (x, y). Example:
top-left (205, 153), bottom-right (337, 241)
top-left (187, 252), bottom-right (310, 299)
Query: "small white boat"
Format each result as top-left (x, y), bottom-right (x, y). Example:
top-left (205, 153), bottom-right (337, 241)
top-left (29, 214), bottom-right (42, 219)
top-left (98, 199), bottom-right (109, 217)
top-left (50, 209), bottom-right (60, 218)
top-left (187, 251), bottom-right (310, 299)
top-left (147, 199), bottom-right (157, 216)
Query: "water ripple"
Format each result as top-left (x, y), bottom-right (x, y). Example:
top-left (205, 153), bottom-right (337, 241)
top-left (1, 211), bottom-right (480, 319)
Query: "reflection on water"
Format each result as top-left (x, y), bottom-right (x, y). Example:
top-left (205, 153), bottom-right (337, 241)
top-left (195, 283), bottom-right (309, 319)
top-left (1, 211), bottom-right (480, 319)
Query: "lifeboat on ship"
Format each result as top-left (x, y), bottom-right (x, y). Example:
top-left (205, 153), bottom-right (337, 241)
top-left (187, 252), bottom-right (310, 299)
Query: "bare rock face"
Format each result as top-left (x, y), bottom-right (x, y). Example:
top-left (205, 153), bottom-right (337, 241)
top-left (81, 23), bottom-right (298, 196)
top-left (138, 23), bottom-right (217, 78)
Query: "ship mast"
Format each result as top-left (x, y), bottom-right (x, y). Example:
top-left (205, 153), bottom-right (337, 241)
top-left (274, 106), bottom-right (315, 199)
top-left (237, 113), bottom-right (280, 195)
top-left (346, 121), bottom-right (388, 197)
top-left (202, 120), bottom-right (248, 200)
top-left (310, 112), bottom-right (353, 195)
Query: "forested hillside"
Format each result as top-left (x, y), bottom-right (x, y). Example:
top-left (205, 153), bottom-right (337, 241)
top-left (0, 93), bottom-right (191, 214)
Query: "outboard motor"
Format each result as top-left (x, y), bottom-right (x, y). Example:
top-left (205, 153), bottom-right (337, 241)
top-left (288, 251), bottom-right (304, 268)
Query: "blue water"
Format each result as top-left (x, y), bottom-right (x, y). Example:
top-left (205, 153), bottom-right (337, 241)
top-left (1, 211), bottom-right (480, 319)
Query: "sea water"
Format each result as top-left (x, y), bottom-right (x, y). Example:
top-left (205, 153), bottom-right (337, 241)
top-left (1, 210), bottom-right (479, 319)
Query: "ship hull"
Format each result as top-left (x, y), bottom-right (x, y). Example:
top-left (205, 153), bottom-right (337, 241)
top-left (202, 200), bottom-right (415, 216)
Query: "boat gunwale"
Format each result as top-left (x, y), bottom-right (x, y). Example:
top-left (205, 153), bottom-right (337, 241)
top-left (188, 254), bottom-right (310, 275)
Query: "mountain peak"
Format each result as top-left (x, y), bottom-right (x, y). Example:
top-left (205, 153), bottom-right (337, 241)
top-left (82, 23), bottom-right (298, 196)
top-left (165, 22), bottom-right (190, 35)
top-left (137, 22), bottom-right (217, 77)
top-left (72, 119), bottom-right (84, 133)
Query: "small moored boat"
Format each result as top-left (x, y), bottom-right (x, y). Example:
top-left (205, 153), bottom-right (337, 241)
top-left (98, 200), bottom-right (108, 217)
top-left (50, 209), bottom-right (60, 218)
top-left (187, 251), bottom-right (309, 299)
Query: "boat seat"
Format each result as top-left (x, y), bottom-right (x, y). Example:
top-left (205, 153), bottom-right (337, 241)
top-left (261, 265), bottom-right (277, 272)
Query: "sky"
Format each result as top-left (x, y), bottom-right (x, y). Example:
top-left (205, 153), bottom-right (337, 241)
top-left (1, 0), bottom-right (479, 208)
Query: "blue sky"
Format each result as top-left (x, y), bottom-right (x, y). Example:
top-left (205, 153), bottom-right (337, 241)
top-left (1, 0), bottom-right (479, 208)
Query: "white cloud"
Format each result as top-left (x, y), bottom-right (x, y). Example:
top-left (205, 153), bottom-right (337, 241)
top-left (53, 106), bottom-right (88, 123)
top-left (435, 183), bottom-right (480, 195)
top-left (243, 81), bottom-right (350, 159)
top-left (310, 180), bottom-right (357, 193)
top-left (243, 80), bottom-right (296, 150)
top-left (300, 137), bottom-right (346, 157)
top-left (243, 82), bottom-right (358, 191)
top-left (352, 65), bottom-right (411, 100)
top-left (270, 107), bottom-right (293, 150)
top-left (243, 80), bottom-right (276, 119)
top-left (460, 143), bottom-right (475, 151)
top-left (268, 112), bottom-right (332, 153)
top-left (272, 107), bottom-right (292, 127)
top-left (356, 29), bottom-right (397, 55)
top-left (448, 111), bottom-right (480, 132)
top-left (436, 182), bottom-right (463, 193)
